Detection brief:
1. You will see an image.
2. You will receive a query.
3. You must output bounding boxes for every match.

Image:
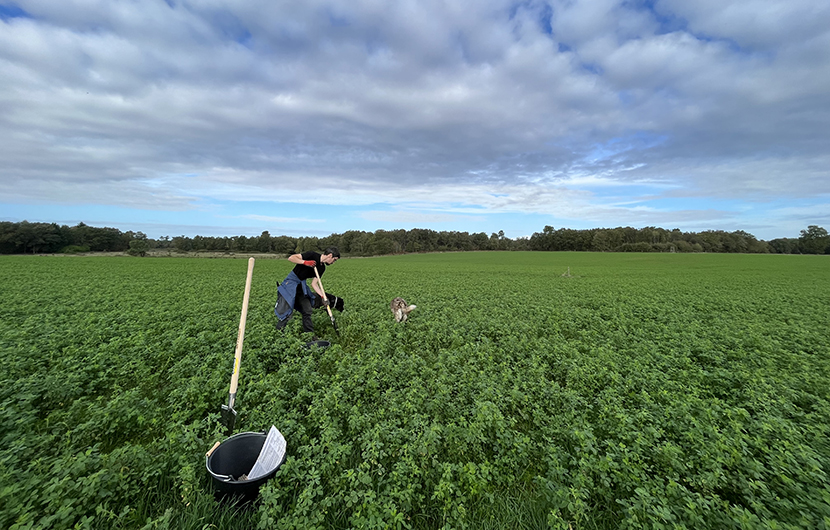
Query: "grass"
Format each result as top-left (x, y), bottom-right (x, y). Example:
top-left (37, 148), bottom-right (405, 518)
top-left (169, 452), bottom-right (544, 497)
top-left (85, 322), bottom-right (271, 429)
top-left (0, 252), bottom-right (828, 529)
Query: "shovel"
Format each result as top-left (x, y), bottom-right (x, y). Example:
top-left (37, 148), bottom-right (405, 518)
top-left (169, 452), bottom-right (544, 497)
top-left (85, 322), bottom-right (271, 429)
top-left (220, 257), bottom-right (255, 436)
top-left (313, 265), bottom-right (339, 336)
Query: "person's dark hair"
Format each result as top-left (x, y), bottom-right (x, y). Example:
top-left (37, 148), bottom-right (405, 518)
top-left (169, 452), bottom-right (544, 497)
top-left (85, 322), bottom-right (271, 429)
top-left (324, 246), bottom-right (340, 258)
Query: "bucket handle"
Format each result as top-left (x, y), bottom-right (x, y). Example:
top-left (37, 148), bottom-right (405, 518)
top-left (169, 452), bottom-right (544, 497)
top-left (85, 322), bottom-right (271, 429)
top-left (206, 441), bottom-right (221, 457)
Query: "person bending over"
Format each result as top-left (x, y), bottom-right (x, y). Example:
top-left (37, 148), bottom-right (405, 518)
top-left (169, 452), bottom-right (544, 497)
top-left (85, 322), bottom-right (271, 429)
top-left (274, 247), bottom-right (341, 336)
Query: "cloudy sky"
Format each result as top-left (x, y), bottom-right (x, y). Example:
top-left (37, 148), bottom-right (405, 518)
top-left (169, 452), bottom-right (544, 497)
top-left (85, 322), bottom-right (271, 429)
top-left (2, 0), bottom-right (828, 241)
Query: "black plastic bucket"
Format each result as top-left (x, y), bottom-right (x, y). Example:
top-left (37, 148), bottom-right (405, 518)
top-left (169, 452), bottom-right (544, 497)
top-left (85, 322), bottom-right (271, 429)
top-left (205, 431), bottom-right (286, 503)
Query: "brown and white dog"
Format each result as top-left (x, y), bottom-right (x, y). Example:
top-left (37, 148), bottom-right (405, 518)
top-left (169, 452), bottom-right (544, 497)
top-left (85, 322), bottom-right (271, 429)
top-left (390, 297), bottom-right (416, 323)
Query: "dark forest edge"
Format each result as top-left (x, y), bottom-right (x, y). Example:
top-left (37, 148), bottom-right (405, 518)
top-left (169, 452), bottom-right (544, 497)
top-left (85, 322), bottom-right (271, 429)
top-left (1, 221), bottom-right (828, 256)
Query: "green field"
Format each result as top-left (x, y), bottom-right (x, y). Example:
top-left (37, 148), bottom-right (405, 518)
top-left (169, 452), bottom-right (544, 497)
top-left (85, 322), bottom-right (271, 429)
top-left (1, 252), bottom-right (828, 529)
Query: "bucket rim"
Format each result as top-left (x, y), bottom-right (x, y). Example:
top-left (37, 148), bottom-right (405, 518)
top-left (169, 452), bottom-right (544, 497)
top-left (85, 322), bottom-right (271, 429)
top-left (205, 431), bottom-right (280, 484)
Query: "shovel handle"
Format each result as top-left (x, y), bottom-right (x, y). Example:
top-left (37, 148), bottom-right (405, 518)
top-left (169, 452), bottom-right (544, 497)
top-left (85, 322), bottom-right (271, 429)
top-left (229, 257), bottom-right (255, 396)
top-left (313, 266), bottom-right (335, 319)
top-left (314, 266), bottom-right (339, 335)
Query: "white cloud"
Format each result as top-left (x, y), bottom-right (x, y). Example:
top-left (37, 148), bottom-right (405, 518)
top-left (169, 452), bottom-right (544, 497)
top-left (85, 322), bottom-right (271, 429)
top-left (1, 0), bottom-right (829, 240)
top-left (240, 214), bottom-right (325, 224)
top-left (359, 209), bottom-right (483, 225)
top-left (655, 0), bottom-right (830, 49)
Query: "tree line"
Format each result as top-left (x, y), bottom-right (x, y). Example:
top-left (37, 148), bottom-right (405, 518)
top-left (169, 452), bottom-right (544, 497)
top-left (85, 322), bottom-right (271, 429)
top-left (1, 220), bottom-right (828, 256)
top-left (0, 221), bottom-right (144, 255)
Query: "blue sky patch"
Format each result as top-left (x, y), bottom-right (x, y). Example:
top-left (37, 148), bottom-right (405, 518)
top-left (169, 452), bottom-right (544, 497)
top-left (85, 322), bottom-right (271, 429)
top-left (0, 4), bottom-right (29, 20)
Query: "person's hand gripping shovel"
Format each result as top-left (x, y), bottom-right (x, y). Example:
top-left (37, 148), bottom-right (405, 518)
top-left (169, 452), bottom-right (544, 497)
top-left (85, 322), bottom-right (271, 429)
top-left (220, 257), bottom-right (255, 436)
top-left (314, 265), bottom-right (339, 336)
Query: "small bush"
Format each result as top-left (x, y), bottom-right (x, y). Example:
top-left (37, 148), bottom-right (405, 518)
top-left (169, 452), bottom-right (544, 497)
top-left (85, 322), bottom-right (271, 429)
top-left (617, 242), bottom-right (654, 252)
top-left (128, 239), bottom-right (150, 257)
top-left (61, 245), bottom-right (90, 253)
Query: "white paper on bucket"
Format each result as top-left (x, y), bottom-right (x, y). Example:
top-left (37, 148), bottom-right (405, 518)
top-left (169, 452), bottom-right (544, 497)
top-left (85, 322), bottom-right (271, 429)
top-left (247, 425), bottom-right (287, 481)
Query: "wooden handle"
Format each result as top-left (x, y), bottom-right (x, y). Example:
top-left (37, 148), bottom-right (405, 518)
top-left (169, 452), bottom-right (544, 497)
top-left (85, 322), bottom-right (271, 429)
top-left (313, 266), bottom-right (335, 318)
top-left (206, 441), bottom-right (221, 457)
top-left (229, 257), bottom-right (255, 396)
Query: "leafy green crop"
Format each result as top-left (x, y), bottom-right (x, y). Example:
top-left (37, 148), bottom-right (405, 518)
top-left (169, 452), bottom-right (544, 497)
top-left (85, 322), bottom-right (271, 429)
top-left (0, 253), bottom-right (828, 529)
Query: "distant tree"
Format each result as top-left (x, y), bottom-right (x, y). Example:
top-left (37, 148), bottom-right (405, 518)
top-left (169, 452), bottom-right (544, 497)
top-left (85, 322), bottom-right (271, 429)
top-left (674, 240), bottom-right (693, 252)
top-left (556, 228), bottom-right (593, 251)
top-left (70, 222), bottom-right (90, 248)
top-left (128, 239), bottom-right (150, 257)
top-left (237, 235), bottom-right (250, 251)
top-left (10, 221), bottom-right (67, 253)
top-left (338, 231), bottom-right (360, 254)
top-left (529, 226), bottom-right (555, 251)
top-left (154, 236), bottom-right (172, 249)
top-left (372, 232), bottom-right (396, 255)
top-left (799, 225), bottom-right (830, 254)
top-left (257, 231), bottom-right (273, 253)
top-left (271, 235), bottom-right (296, 254)
top-left (693, 231), bottom-right (727, 252)
top-left (0, 222), bottom-right (18, 253)
top-left (319, 233), bottom-right (343, 253)
top-left (17, 222), bottom-right (45, 253)
top-left (768, 238), bottom-right (798, 254)
top-left (512, 236), bottom-right (530, 251)
top-left (122, 230), bottom-right (146, 250)
top-left (619, 242), bottom-right (654, 252)
top-left (496, 230), bottom-right (507, 250)
top-left (669, 228), bottom-right (684, 242)
top-left (349, 232), bottom-right (374, 256)
top-left (388, 229), bottom-right (408, 253)
top-left (488, 232), bottom-right (500, 250)
top-left (471, 232), bottom-right (489, 250)
top-left (407, 228), bottom-right (439, 252)
top-left (38, 223), bottom-right (67, 253)
top-left (172, 236), bottom-right (193, 252)
top-left (648, 227), bottom-right (668, 244)
top-left (591, 230), bottom-right (615, 251)
top-left (86, 226), bottom-right (126, 251)
top-left (294, 236), bottom-right (319, 253)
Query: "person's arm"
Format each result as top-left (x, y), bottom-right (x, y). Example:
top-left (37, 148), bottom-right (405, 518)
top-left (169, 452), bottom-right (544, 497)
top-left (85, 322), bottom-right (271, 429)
top-left (310, 276), bottom-right (326, 301)
top-left (288, 253), bottom-right (317, 267)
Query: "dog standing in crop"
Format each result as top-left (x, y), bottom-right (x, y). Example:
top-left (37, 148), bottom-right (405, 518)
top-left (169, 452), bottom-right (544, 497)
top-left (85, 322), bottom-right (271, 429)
top-left (390, 297), bottom-right (416, 323)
